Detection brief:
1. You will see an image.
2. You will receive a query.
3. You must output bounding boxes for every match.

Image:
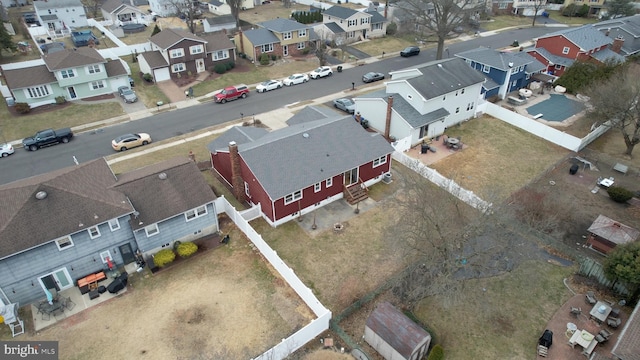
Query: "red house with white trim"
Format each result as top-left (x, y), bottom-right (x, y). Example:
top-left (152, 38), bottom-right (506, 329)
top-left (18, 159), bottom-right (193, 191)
top-left (527, 25), bottom-right (625, 77)
top-left (207, 114), bottom-right (394, 227)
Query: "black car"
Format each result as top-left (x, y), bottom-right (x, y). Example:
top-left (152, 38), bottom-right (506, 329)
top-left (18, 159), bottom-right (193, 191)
top-left (400, 46), bottom-right (420, 57)
top-left (362, 72), bottom-right (385, 83)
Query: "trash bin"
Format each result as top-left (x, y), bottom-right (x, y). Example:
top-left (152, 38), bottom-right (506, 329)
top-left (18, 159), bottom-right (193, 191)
top-left (337, 66), bottom-right (343, 73)
top-left (569, 164), bottom-right (579, 175)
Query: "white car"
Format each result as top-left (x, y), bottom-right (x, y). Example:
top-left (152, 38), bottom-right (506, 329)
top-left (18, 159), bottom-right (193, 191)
top-left (1, 142), bottom-right (14, 157)
top-left (283, 73), bottom-right (309, 86)
top-left (309, 66), bottom-right (333, 79)
top-left (256, 79), bottom-right (283, 93)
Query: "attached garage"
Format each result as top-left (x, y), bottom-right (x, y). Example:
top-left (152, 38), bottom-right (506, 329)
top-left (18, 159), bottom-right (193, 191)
top-left (137, 51), bottom-right (170, 83)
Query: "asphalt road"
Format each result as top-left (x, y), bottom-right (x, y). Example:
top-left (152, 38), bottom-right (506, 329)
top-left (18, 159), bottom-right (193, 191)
top-left (0, 26), bottom-right (556, 185)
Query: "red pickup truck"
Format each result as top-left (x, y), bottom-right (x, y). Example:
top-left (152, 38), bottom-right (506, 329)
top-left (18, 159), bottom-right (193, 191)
top-left (214, 84), bottom-right (249, 103)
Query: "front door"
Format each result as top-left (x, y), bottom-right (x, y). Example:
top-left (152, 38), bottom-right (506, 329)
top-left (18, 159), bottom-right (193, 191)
top-left (119, 243), bottom-right (136, 264)
top-left (68, 86), bottom-right (77, 99)
top-left (363, 29), bottom-right (367, 39)
top-left (344, 167), bottom-right (358, 186)
top-left (283, 45), bottom-right (288, 57)
top-left (195, 58), bottom-right (205, 73)
top-left (39, 268), bottom-right (73, 292)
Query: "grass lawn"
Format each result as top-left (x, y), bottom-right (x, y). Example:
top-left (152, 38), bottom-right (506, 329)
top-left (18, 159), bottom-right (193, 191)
top-left (118, 24), bottom-right (156, 45)
top-left (481, 15), bottom-right (533, 31)
top-left (545, 10), bottom-right (598, 25)
top-left (125, 58), bottom-right (171, 107)
top-left (352, 36), bottom-right (415, 57)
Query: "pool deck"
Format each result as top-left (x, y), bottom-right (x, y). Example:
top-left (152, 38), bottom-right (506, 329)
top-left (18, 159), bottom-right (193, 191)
top-left (502, 89), bottom-right (589, 127)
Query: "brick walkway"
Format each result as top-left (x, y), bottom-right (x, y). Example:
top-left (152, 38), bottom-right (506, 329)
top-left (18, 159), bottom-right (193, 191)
top-left (156, 72), bottom-right (210, 103)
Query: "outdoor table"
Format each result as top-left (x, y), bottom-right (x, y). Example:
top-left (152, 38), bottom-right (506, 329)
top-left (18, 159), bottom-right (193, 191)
top-left (598, 178), bottom-right (614, 188)
top-left (569, 329), bottom-right (595, 349)
top-left (613, 163), bottom-right (628, 175)
top-left (589, 301), bottom-right (612, 323)
top-left (447, 138), bottom-right (460, 145)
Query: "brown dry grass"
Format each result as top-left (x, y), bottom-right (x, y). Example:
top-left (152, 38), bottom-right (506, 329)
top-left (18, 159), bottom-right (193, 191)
top-left (239, 3), bottom-right (311, 25)
top-left (352, 37), bottom-right (415, 57)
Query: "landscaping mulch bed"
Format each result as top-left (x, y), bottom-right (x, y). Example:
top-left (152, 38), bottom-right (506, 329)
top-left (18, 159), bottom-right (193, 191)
top-left (7, 101), bottom-right (71, 117)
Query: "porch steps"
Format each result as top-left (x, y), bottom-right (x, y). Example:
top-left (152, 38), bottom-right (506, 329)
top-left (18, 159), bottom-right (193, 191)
top-left (344, 183), bottom-right (368, 205)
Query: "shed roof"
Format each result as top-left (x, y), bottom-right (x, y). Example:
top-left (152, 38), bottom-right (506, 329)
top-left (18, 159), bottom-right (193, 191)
top-left (587, 214), bottom-right (640, 245)
top-left (366, 302), bottom-right (431, 359)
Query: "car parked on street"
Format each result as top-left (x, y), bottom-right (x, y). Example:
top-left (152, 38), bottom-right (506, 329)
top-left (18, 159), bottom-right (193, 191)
top-left (309, 66), bottom-right (333, 79)
top-left (118, 86), bottom-right (138, 103)
top-left (111, 133), bottom-right (152, 151)
top-left (400, 46), bottom-right (420, 57)
top-left (1, 143), bottom-right (14, 157)
top-left (214, 84), bottom-right (249, 103)
top-left (362, 72), bottom-right (385, 83)
top-left (283, 73), bottom-right (309, 86)
top-left (333, 98), bottom-right (355, 114)
top-left (256, 79), bottom-right (283, 93)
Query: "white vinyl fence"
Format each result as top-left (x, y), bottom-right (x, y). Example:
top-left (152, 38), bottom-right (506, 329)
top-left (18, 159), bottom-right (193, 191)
top-left (214, 196), bottom-right (331, 360)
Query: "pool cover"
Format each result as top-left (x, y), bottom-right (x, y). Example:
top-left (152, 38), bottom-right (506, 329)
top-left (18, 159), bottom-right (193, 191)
top-left (526, 94), bottom-right (585, 122)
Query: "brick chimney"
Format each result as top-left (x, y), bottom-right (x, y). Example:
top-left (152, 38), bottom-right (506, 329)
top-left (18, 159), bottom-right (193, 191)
top-left (384, 95), bottom-right (393, 140)
top-left (238, 29), bottom-right (245, 55)
top-left (229, 141), bottom-right (247, 204)
top-left (612, 36), bottom-right (624, 54)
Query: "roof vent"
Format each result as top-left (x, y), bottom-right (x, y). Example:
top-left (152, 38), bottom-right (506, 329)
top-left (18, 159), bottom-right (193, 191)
top-left (303, 133), bottom-right (310, 138)
top-left (437, 64), bottom-right (443, 68)
top-left (35, 191), bottom-right (48, 200)
top-left (158, 172), bottom-right (167, 180)
top-left (133, 211), bottom-right (140, 218)
top-left (508, 62), bottom-right (514, 68)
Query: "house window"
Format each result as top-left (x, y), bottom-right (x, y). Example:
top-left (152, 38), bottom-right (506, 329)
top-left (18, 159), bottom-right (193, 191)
top-left (87, 65), bottom-right (101, 74)
top-left (348, 19), bottom-right (357, 27)
top-left (145, 224), bottom-right (159, 237)
top-left (297, 42), bottom-right (305, 50)
top-left (190, 45), bottom-right (204, 55)
top-left (61, 69), bottom-right (75, 78)
top-left (213, 50), bottom-right (229, 60)
top-left (90, 81), bottom-right (105, 90)
top-left (298, 29), bottom-right (306, 37)
top-left (100, 250), bottom-right (112, 263)
top-left (482, 65), bottom-right (490, 73)
top-left (314, 182), bottom-right (321, 193)
top-left (88, 226), bottom-right (101, 239)
top-left (244, 182), bottom-right (251, 197)
top-left (170, 48), bottom-right (185, 58)
top-left (283, 31), bottom-right (292, 40)
top-left (555, 64), bottom-right (562, 70)
top-left (461, 88), bottom-right (465, 94)
top-left (360, 17), bottom-right (370, 25)
top-left (108, 218), bottom-right (120, 231)
top-left (172, 63), bottom-right (185, 73)
top-left (466, 59), bottom-right (472, 65)
top-left (348, 31), bottom-right (355, 38)
top-left (373, 155), bottom-right (387, 167)
top-left (498, 2), bottom-right (508, 9)
top-left (442, 95), bottom-right (446, 101)
top-left (185, 205), bottom-right (207, 221)
top-left (26, 85), bottom-right (50, 99)
top-left (55, 236), bottom-right (74, 251)
top-left (372, 23), bottom-right (382, 31)
top-left (526, 73), bottom-right (531, 80)
top-left (467, 102), bottom-right (474, 111)
top-left (562, 46), bottom-right (570, 55)
top-left (326, 177), bottom-right (333, 187)
top-left (456, 107), bottom-right (460, 113)
top-left (284, 190), bottom-right (302, 205)
top-left (261, 43), bottom-right (273, 53)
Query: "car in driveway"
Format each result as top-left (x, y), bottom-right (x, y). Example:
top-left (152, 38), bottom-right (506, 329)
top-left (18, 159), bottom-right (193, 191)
top-left (362, 72), bottom-right (385, 83)
top-left (256, 79), bottom-right (283, 93)
top-left (111, 133), bottom-right (152, 151)
top-left (1, 143), bottom-right (14, 157)
top-left (118, 86), bottom-right (138, 103)
top-left (333, 98), bottom-right (355, 114)
top-left (309, 66), bottom-right (333, 79)
top-left (400, 46), bottom-right (420, 57)
top-left (283, 73), bottom-right (309, 86)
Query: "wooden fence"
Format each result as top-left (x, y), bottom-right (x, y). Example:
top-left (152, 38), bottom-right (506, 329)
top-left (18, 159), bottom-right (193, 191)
top-left (579, 257), bottom-right (630, 296)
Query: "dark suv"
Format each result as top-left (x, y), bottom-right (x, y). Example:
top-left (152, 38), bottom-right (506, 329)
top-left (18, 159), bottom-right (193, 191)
top-left (400, 46), bottom-right (421, 57)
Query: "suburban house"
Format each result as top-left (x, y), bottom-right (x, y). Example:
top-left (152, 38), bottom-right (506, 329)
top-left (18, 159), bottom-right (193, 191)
top-left (235, 18), bottom-right (310, 61)
top-left (353, 58), bottom-right (486, 145)
top-left (207, 115), bottom-right (394, 227)
top-left (1, 47), bottom-right (130, 108)
top-left (491, 0), bottom-right (515, 15)
top-left (364, 302), bottom-right (432, 360)
top-left (33, 0), bottom-right (88, 33)
top-left (456, 47), bottom-right (547, 99)
top-left (203, 14), bottom-right (236, 33)
top-left (148, 0), bottom-right (179, 17)
top-left (207, 0), bottom-right (231, 15)
top-left (510, 0), bottom-right (547, 16)
top-left (321, 5), bottom-right (387, 45)
top-left (562, 0), bottom-right (606, 18)
top-left (527, 25), bottom-right (625, 77)
top-left (585, 215), bottom-right (639, 255)
top-left (592, 15), bottom-right (640, 57)
top-left (142, 28), bottom-right (235, 81)
top-left (0, 157), bottom-right (219, 306)
top-left (611, 300), bottom-right (640, 359)
top-left (101, 0), bottom-right (148, 26)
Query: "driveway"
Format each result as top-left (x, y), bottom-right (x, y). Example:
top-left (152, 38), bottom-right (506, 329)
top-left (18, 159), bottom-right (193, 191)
top-left (345, 46), bottom-right (371, 60)
top-left (117, 91), bottom-right (147, 114)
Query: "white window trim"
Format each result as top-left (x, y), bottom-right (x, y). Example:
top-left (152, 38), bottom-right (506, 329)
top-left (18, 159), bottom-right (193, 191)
top-left (326, 178), bottom-right (333, 187)
top-left (90, 80), bottom-right (105, 90)
top-left (60, 69), bottom-right (75, 78)
top-left (100, 250), bottom-right (112, 263)
top-left (55, 236), bottom-right (74, 251)
top-left (170, 48), bottom-right (185, 58)
top-left (185, 205), bottom-right (208, 222)
top-left (171, 63), bottom-right (185, 73)
top-left (190, 45), bottom-right (204, 55)
top-left (297, 42), bottom-right (305, 50)
top-left (314, 182), bottom-right (321, 193)
top-left (373, 155), bottom-right (387, 167)
top-left (283, 31), bottom-right (292, 40)
top-left (88, 226), bottom-right (101, 239)
top-left (284, 190), bottom-right (302, 205)
top-left (298, 29), bottom-right (306, 37)
top-left (482, 64), bottom-right (490, 73)
top-left (145, 224), bottom-right (159, 237)
top-left (87, 64), bottom-right (101, 74)
top-left (244, 182), bottom-right (250, 197)
top-left (213, 50), bottom-right (229, 61)
top-left (109, 218), bottom-right (120, 231)
top-left (562, 46), bottom-right (570, 55)
top-left (261, 43), bottom-right (274, 53)
top-left (25, 85), bottom-right (51, 99)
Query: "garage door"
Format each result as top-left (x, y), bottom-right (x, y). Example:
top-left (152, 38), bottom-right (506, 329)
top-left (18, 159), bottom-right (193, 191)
top-left (154, 67), bottom-right (171, 82)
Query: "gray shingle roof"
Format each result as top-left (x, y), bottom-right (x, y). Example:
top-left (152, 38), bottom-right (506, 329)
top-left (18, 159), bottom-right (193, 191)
top-left (407, 58), bottom-right (486, 100)
top-left (323, 5), bottom-right (359, 19)
top-left (1, 64), bottom-right (57, 89)
top-left (483, 77), bottom-right (500, 91)
top-left (104, 59), bottom-right (128, 77)
top-left (207, 126), bottom-right (269, 153)
top-left (200, 31), bottom-right (236, 52)
top-left (514, 52), bottom-right (546, 73)
top-left (205, 14), bottom-right (236, 26)
top-left (243, 28), bottom-right (280, 46)
top-left (40, 15), bottom-right (58, 21)
top-left (209, 0), bottom-right (224, 6)
top-left (286, 105), bottom-right (343, 126)
top-left (258, 18), bottom-right (308, 33)
top-left (538, 25), bottom-right (612, 51)
top-left (593, 15), bottom-right (640, 37)
top-left (113, 157), bottom-right (217, 231)
top-left (0, 159), bottom-right (132, 260)
top-left (612, 300), bottom-right (640, 360)
top-left (528, 47), bottom-right (574, 67)
top-left (150, 28), bottom-right (206, 49)
top-left (366, 302), bottom-right (431, 359)
top-left (590, 47), bottom-right (626, 64)
top-left (43, 47), bottom-right (106, 71)
top-left (364, 9), bottom-right (387, 23)
top-left (325, 22), bottom-right (345, 34)
top-left (238, 116), bottom-right (394, 200)
top-left (34, 0), bottom-right (83, 10)
top-left (139, 51), bottom-right (169, 69)
top-left (357, 90), bottom-right (449, 128)
top-left (456, 47), bottom-right (542, 71)
top-left (102, 0), bottom-right (128, 14)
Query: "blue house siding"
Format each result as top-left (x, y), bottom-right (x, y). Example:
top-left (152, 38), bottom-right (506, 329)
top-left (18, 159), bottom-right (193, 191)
top-left (134, 203), bottom-right (219, 255)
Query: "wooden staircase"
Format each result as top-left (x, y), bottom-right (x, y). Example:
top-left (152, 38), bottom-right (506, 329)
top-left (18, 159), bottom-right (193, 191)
top-left (344, 180), bottom-right (369, 205)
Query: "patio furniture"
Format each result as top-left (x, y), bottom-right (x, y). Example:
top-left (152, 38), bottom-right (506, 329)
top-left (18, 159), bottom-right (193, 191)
top-left (609, 308), bottom-right (620, 318)
top-left (598, 329), bottom-right (613, 342)
top-left (607, 317), bottom-right (621, 328)
top-left (570, 307), bottom-right (582, 316)
top-left (585, 291), bottom-right (597, 305)
top-left (590, 301), bottom-right (612, 324)
top-left (60, 296), bottom-right (76, 311)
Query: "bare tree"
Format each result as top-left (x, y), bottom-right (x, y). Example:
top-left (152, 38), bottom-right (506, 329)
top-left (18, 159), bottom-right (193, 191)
top-left (226, 0), bottom-right (243, 28)
top-left (398, 0), bottom-right (474, 59)
top-left (283, 0), bottom-right (292, 9)
top-left (168, 0), bottom-right (201, 34)
top-left (584, 64), bottom-right (640, 157)
top-left (81, 0), bottom-right (102, 19)
top-left (530, 0), bottom-right (547, 27)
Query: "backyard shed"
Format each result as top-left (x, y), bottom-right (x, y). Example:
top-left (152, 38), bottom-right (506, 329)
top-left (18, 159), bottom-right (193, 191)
top-left (364, 302), bottom-right (431, 360)
top-left (586, 214), bottom-right (640, 254)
